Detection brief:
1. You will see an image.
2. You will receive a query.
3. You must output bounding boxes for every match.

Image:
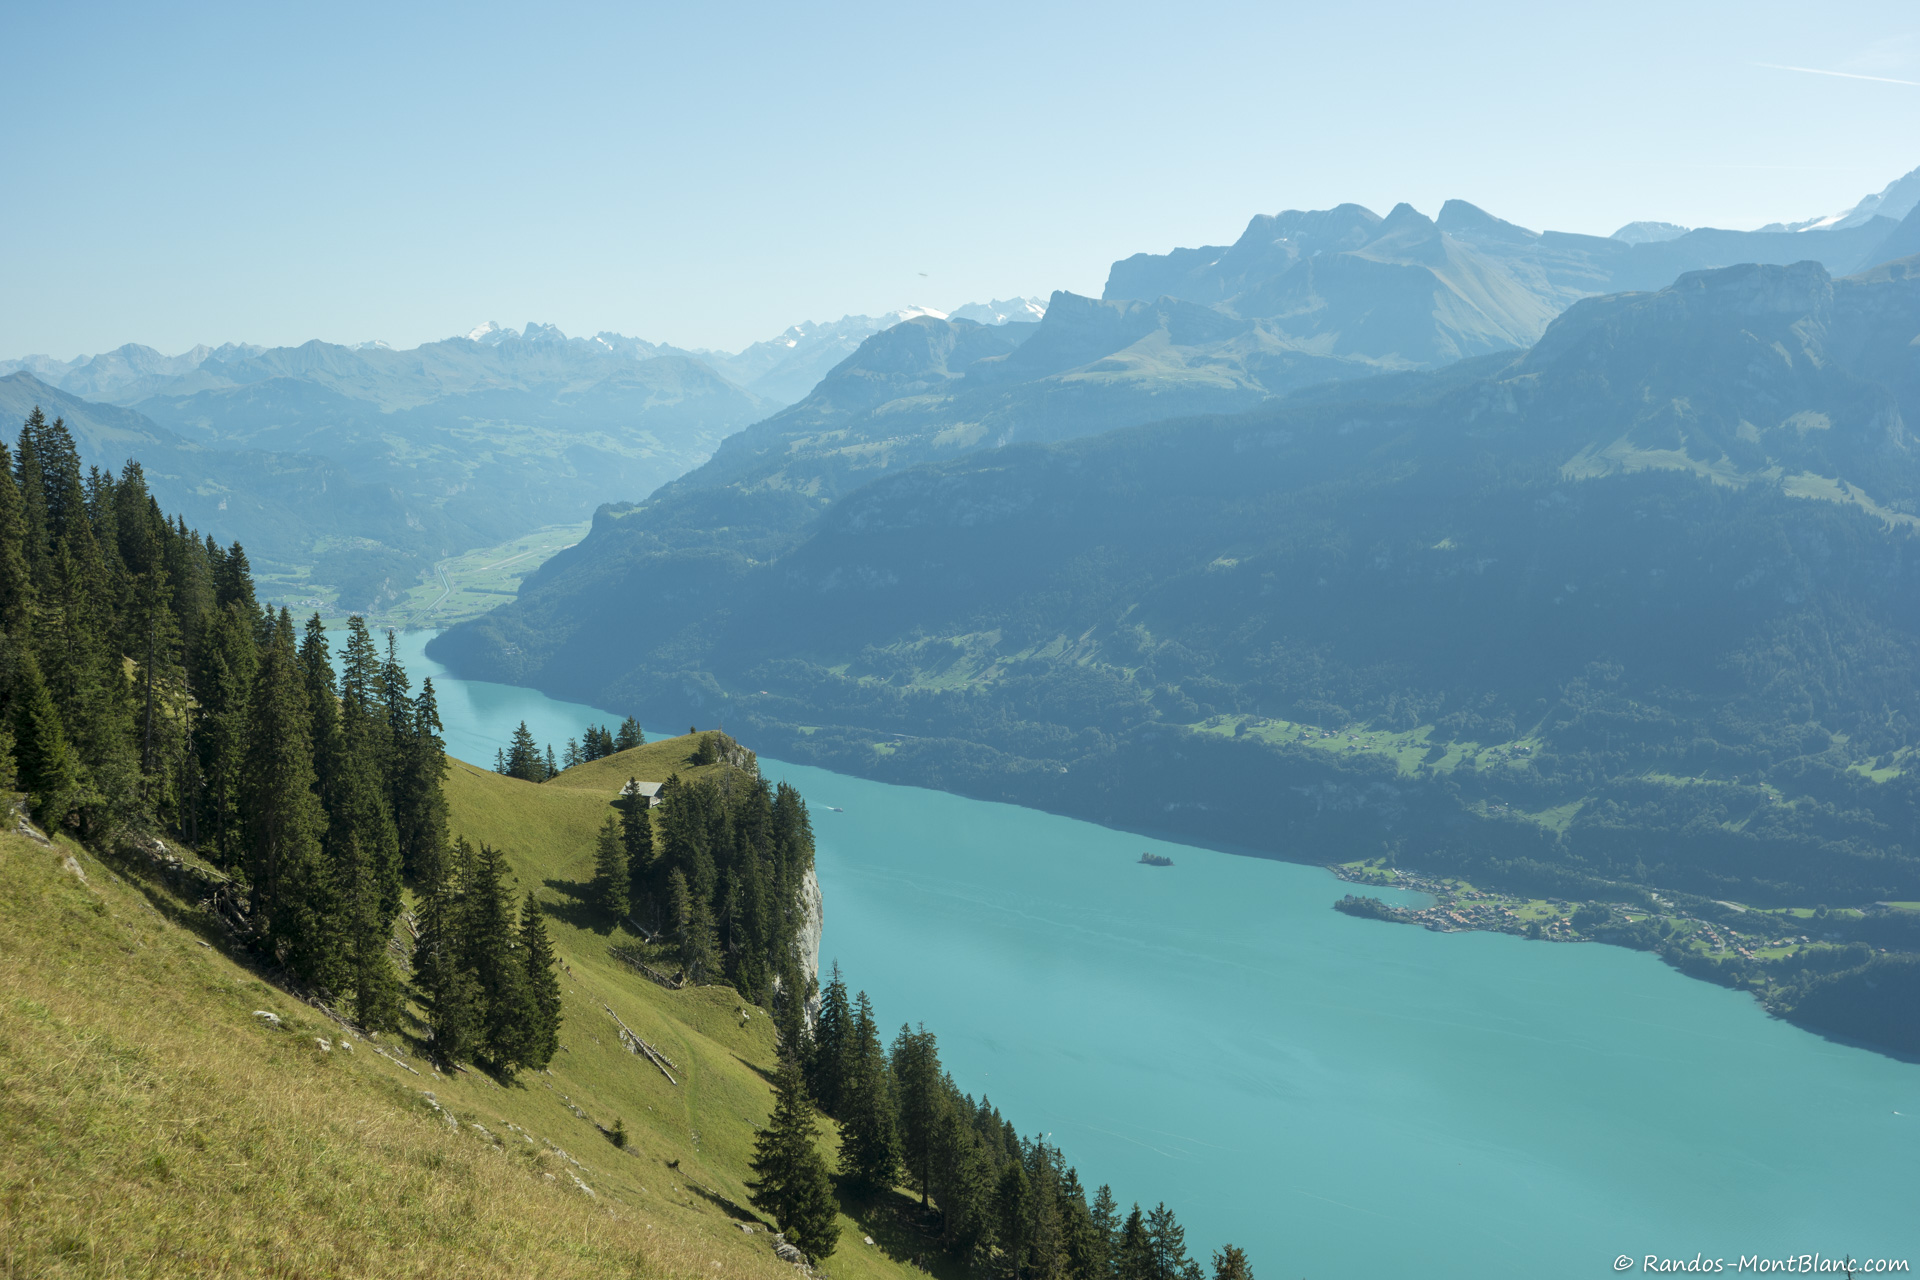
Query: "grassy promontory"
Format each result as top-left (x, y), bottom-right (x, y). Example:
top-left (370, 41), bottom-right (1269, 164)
top-left (0, 734), bottom-right (928, 1280)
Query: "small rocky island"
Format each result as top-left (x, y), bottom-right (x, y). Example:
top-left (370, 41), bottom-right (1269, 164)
top-left (1138, 852), bottom-right (1173, 867)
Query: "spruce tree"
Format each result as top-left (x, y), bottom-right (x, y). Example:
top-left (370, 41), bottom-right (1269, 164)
top-left (891, 1023), bottom-right (943, 1207)
top-left (506, 721), bottom-right (540, 780)
top-left (995, 1158), bottom-right (1032, 1273)
top-left (1143, 1204), bottom-right (1191, 1280)
top-left (415, 839), bottom-right (483, 1062)
top-left (666, 866), bottom-right (692, 963)
top-left (15, 410), bottom-right (51, 586)
top-left (837, 989), bottom-right (900, 1192)
top-left (519, 892), bottom-right (563, 1068)
top-left (592, 813), bottom-right (630, 920)
top-left (1090, 1185), bottom-right (1121, 1279)
top-left (0, 440), bottom-right (35, 631)
top-left (394, 678), bottom-right (451, 883)
top-left (666, 866), bottom-right (719, 981)
top-left (1211, 1245), bottom-right (1253, 1280)
top-left (211, 541), bottom-right (256, 612)
top-left (241, 609), bottom-right (333, 981)
top-left (615, 716), bottom-right (644, 751)
top-left (928, 1089), bottom-right (994, 1251)
top-left (1116, 1206), bottom-right (1153, 1280)
top-left (621, 777), bottom-right (655, 915)
top-left (12, 644), bottom-right (77, 828)
top-left (194, 603), bottom-right (258, 866)
top-left (682, 879), bottom-right (721, 982)
top-left (466, 841), bottom-right (537, 1071)
top-left (747, 1055), bottom-right (840, 1262)
top-left (809, 962), bottom-right (854, 1115)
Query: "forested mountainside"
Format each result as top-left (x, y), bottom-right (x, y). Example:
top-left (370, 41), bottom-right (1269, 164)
top-left (437, 258), bottom-right (1920, 1051)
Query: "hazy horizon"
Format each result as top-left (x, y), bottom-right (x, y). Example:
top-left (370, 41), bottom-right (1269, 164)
top-left (7, 0), bottom-right (1917, 359)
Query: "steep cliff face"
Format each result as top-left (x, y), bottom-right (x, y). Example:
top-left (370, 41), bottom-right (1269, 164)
top-left (798, 865), bottom-right (824, 1012)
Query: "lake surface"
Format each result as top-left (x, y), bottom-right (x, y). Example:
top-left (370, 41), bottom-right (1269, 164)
top-left (394, 631), bottom-right (1920, 1278)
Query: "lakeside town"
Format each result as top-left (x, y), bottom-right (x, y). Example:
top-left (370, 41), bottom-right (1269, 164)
top-left (1326, 858), bottom-right (1898, 970)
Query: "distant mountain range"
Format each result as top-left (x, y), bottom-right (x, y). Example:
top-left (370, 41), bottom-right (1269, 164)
top-left (8, 164), bottom-right (1919, 616)
top-left (0, 299), bottom-right (1050, 607)
top-left (465, 167), bottom-right (1920, 611)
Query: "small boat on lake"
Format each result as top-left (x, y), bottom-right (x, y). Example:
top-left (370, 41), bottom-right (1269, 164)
top-left (1138, 852), bottom-right (1173, 867)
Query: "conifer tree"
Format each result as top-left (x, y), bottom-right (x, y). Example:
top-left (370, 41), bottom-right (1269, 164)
top-left (1211, 1245), bottom-right (1253, 1280)
top-left (518, 892), bottom-right (563, 1068)
top-left (809, 962), bottom-right (854, 1115)
top-left (131, 561), bottom-right (181, 781)
top-left (1116, 1206), bottom-right (1153, 1280)
top-left (667, 864), bottom-right (721, 981)
top-left (666, 866), bottom-right (693, 968)
top-left (891, 1023), bottom-right (943, 1207)
top-left (748, 1055), bottom-right (840, 1262)
top-left (15, 410), bottom-right (51, 585)
top-left (682, 881), bottom-right (721, 982)
top-left (194, 603), bottom-right (258, 866)
top-left (995, 1157), bottom-right (1032, 1272)
top-left (615, 716), bottom-right (644, 750)
top-left (927, 1087), bottom-right (994, 1251)
top-left (592, 813), bottom-right (630, 920)
top-left (1143, 1204), bottom-right (1192, 1280)
top-left (621, 777), bottom-right (655, 913)
top-left (212, 541), bottom-right (255, 613)
top-left (12, 644), bottom-right (77, 827)
top-left (241, 609), bottom-right (333, 980)
top-left (837, 989), bottom-right (900, 1192)
top-left (505, 721), bottom-right (540, 780)
top-left (380, 629), bottom-right (410, 764)
top-left (775, 955), bottom-right (809, 1064)
top-left (394, 678), bottom-right (451, 883)
top-left (0, 441), bottom-right (35, 631)
top-left (464, 841), bottom-right (537, 1070)
top-left (415, 838), bottom-right (483, 1062)
top-left (1090, 1185), bottom-right (1121, 1280)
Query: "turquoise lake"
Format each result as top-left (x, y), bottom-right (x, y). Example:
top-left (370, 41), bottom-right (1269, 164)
top-left (395, 631), bottom-right (1920, 1278)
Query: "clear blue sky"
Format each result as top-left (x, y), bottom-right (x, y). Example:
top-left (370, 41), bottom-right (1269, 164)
top-left (6, 0), bottom-right (1917, 358)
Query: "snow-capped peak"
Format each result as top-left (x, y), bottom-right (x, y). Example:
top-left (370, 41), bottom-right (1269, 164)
top-left (948, 296), bottom-right (1049, 325)
top-left (1755, 163), bottom-right (1920, 234)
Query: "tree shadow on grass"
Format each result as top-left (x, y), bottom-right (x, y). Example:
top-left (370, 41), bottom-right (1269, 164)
top-left (732, 1053), bottom-right (777, 1087)
top-left (540, 877), bottom-right (614, 934)
top-left (835, 1184), bottom-right (970, 1279)
top-left (685, 1179), bottom-right (767, 1226)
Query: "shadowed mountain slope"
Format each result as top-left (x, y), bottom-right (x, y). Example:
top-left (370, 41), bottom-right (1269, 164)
top-left (434, 260), bottom-right (1920, 950)
top-left (0, 372), bottom-right (460, 605)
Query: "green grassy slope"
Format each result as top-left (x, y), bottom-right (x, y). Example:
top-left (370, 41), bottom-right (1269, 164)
top-left (0, 734), bottom-right (923, 1279)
